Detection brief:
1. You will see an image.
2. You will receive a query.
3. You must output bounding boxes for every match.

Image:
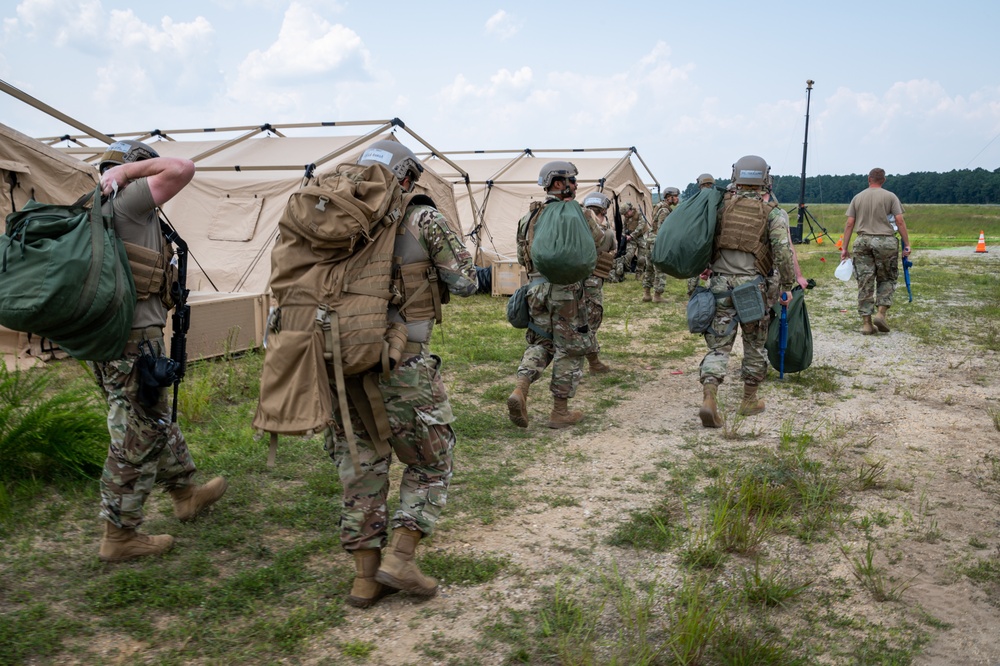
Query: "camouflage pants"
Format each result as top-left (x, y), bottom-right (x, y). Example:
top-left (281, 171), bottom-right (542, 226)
top-left (642, 240), bottom-right (667, 293)
top-left (90, 335), bottom-right (196, 530)
top-left (853, 235), bottom-right (898, 315)
top-left (516, 281), bottom-right (594, 399)
top-left (324, 353), bottom-right (455, 551)
top-left (610, 238), bottom-right (641, 282)
top-left (583, 275), bottom-right (605, 353)
top-left (699, 274), bottom-right (770, 386)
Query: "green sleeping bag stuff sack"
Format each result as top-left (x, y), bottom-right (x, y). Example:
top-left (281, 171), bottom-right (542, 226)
top-left (529, 201), bottom-right (597, 285)
top-left (651, 187), bottom-right (724, 279)
top-left (765, 287), bottom-right (813, 374)
top-left (0, 187), bottom-right (136, 362)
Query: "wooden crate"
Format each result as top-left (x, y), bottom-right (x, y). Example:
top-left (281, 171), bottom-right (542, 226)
top-left (164, 291), bottom-right (269, 361)
top-left (491, 260), bottom-right (527, 297)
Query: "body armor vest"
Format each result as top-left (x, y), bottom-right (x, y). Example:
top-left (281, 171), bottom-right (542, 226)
top-left (714, 193), bottom-right (777, 277)
top-left (123, 231), bottom-right (176, 309)
top-left (389, 200), bottom-right (448, 343)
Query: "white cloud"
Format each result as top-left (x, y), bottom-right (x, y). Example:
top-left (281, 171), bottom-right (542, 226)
top-left (229, 1), bottom-right (372, 108)
top-left (485, 10), bottom-right (519, 40)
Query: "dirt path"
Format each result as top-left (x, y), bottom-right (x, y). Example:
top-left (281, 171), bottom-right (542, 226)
top-left (313, 257), bottom-right (1000, 665)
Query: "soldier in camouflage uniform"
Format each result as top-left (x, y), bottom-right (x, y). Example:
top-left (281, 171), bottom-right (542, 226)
top-left (610, 202), bottom-right (648, 282)
top-left (92, 140), bottom-right (227, 563)
top-left (841, 168), bottom-right (911, 334)
top-left (322, 141), bottom-right (478, 608)
top-left (507, 161), bottom-right (604, 430)
top-left (581, 191), bottom-right (618, 373)
top-left (698, 156), bottom-right (797, 427)
top-left (643, 187), bottom-right (679, 302)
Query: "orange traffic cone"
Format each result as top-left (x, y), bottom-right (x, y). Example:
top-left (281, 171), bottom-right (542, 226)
top-left (976, 231), bottom-right (988, 253)
top-left (835, 235), bottom-right (843, 250)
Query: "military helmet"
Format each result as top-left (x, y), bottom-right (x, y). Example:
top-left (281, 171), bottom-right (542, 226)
top-left (664, 186), bottom-right (680, 197)
top-left (582, 191), bottom-right (611, 210)
top-left (357, 139), bottom-right (424, 184)
top-left (99, 139), bottom-right (159, 173)
top-left (697, 173), bottom-right (715, 187)
top-left (731, 155), bottom-right (770, 187)
top-left (538, 160), bottom-right (578, 189)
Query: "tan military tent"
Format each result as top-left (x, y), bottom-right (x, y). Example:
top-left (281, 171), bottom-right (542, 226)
top-left (53, 123), bottom-right (472, 294)
top-left (423, 147), bottom-right (660, 266)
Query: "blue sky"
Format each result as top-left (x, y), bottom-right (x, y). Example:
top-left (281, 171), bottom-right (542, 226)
top-left (2, 0), bottom-right (998, 193)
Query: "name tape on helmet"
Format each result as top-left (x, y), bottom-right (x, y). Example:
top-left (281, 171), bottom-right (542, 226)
top-left (359, 147), bottom-right (393, 167)
top-left (739, 169), bottom-right (765, 180)
top-left (583, 196), bottom-right (606, 208)
top-left (106, 141), bottom-right (134, 153)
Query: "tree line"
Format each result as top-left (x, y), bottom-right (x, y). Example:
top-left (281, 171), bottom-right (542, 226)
top-left (678, 168), bottom-right (1000, 205)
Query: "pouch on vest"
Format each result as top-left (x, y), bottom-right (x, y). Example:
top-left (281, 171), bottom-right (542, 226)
top-left (0, 186), bottom-right (136, 361)
top-left (731, 278), bottom-right (766, 324)
top-left (765, 286), bottom-right (813, 373)
top-left (651, 187), bottom-right (723, 278)
top-left (529, 201), bottom-right (597, 284)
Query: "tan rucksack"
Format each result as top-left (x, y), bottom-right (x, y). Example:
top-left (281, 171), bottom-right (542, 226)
top-left (253, 162), bottom-right (409, 470)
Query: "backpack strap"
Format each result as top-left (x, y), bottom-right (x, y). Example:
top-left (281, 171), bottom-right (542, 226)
top-left (316, 305), bottom-right (392, 474)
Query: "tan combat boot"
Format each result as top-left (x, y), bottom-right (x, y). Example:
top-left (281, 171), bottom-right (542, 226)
top-left (169, 476), bottom-right (228, 522)
top-left (738, 384), bottom-right (765, 416)
top-left (586, 352), bottom-right (610, 374)
top-left (861, 315), bottom-right (875, 335)
top-left (375, 527), bottom-right (438, 596)
top-left (507, 376), bottom-right (531, 428)
top-left (642, 287), bottom-right (652, 302)
top-left (873, 305), bottom-right (890, 333)
top-left (346, 548), bottom-right (396, 608)
top-left (652, 291), bottom-right (665, 303)
top-left (99, 522), bottom-right (174, 563)
top-left (547, 397), bottom-right (584, 429)
top-left (699, 382), bottom-right (723, 428)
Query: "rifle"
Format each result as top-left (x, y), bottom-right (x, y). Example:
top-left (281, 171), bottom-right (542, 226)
top-left (902, 254), bottom-right (913, 302)
top-left (159, 213), bottom-right (189, 423)
top-left (778, 302), bottom-right (788, 379)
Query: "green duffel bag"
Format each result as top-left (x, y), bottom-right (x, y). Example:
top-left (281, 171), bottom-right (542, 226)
top-left (765, 287), bottom-right (813, 374)
top-left (652, 187), bottom-right (723, 279)
top-left (529, 201), bottom-right (597, 285)
top-left (0, 187), bottom-right (136, 361)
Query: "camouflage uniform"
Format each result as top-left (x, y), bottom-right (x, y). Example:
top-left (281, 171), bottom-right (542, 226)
top-left (325, 202), bottom-right (477, 551)
top-left (513, 197), bottom-right (602, 399)
top-left (610, 204), bottom-right (648, 282)
top-left (91, 179), bottom-right (198, 530)
top-left (582, 208), bottom-right (616, 354)
top-left (845, 186), bottom-right (905, 316)
top-left (643, 201), bottom-right (671, 294)
top-left (852, 235), bottom-right (899, 314)
top-left (699, 191), bottom-right (796, 386)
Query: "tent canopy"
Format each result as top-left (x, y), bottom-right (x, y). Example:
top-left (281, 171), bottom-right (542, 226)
top-left (0, 122), bottom-right (99, 220)
top-left (45, 122), bottom-right (472, 294)
top-left (423, 147), bottom-right (659, 266)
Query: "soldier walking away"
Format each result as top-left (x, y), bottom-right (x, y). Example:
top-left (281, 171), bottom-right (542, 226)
top-left (610, 202), bottom-right (648, 282)
top-left (698, 156), bottom-right (796, 427)
top-left (581, 191), bottom-right (617, 374)
top-left (644, 187), bottom-right (679, 302)
top-left (507, 161), bottom-right (603, 430)
top-left (322, 141), bottom-right (478, 608)
top-left (841, 168), bottom-right (910, 334)
top-left (93, 140), bottom-right (227, 562)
